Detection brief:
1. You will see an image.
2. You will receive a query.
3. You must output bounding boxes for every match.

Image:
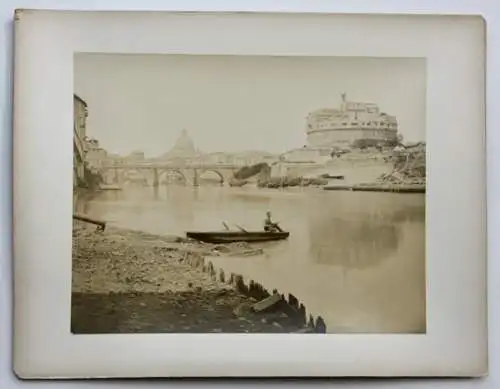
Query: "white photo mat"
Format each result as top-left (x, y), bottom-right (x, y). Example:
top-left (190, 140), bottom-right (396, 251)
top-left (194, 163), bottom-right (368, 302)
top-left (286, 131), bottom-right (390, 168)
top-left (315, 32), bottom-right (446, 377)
top-left (13, 10), bottom-right (487, 378)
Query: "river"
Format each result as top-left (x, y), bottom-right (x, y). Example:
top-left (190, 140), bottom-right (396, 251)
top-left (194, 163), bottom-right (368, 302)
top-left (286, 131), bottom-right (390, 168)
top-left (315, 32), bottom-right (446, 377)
top-left (75, 184), bottom-right (426, 334)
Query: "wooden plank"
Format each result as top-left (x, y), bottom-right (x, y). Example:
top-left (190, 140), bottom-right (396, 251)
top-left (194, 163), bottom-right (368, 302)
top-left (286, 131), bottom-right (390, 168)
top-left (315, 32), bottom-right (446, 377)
top-left (73, 214), bottom-right (106, 231)
top-left (252, 294), bottom-right (282, 313)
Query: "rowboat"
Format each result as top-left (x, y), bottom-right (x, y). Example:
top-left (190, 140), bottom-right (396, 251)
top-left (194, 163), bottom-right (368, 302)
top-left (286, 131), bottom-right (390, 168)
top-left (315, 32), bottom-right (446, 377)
top-left (319, 174), bottom-right (345, 180)
top-left (185, 231), bottom-right (290, 244)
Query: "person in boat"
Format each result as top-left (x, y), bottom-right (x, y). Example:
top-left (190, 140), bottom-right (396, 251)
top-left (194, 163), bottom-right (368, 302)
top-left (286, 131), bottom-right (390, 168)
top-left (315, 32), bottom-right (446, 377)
top-left (264, 211), bottom-right (282, 232)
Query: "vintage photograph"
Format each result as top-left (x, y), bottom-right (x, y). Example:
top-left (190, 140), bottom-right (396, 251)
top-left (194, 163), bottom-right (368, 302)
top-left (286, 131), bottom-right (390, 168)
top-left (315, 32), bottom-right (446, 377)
top-left (72, 54), bottom-right (426, 334)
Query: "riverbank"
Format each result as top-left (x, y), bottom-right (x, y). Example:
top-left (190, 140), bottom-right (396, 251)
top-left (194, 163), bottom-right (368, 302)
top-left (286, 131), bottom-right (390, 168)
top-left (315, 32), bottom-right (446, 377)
top-left (257, 176), bottom-right (329, 189)
top-left (323, 183), bottom-right (425, 193)
top-left (72, 222), bottom-right (324, 333)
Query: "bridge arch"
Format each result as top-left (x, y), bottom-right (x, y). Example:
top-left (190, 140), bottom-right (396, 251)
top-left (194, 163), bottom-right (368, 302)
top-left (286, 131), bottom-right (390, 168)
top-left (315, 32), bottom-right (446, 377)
top-left (103, 163), bottom-right (239, 187)
top-left (157, 168), bottom-right (188, 185)
top-left (121, 168), bottom-right (149, 185)
top-left (199, 169), bottom-right (225, 184)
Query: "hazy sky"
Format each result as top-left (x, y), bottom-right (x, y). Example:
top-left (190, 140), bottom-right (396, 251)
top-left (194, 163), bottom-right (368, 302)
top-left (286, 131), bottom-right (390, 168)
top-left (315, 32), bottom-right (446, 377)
top-left (75, 54), bottom-right (426, 157)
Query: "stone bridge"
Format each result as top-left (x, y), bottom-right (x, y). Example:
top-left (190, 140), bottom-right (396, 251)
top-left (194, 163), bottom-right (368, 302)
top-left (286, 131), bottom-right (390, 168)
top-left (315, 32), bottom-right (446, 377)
top-left (100, 162), bottom-right (240, 187)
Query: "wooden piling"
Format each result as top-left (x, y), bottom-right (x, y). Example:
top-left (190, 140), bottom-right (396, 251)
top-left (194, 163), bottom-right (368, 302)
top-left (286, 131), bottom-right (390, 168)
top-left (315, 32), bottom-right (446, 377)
top-left (181, 252), bottom-right (328, 333)
top-left (308, 315), bottom-right (315, 329)
top-left (235, 275), bottom-right (247, 294)
top-left (315, 316), bottom-right (326, 333)
top-left (298, 304), bottom-right (306, 327)
top-left (288, 294), bottom-right (299, 311)
top-left (73, 213), bottom-right (106, 231)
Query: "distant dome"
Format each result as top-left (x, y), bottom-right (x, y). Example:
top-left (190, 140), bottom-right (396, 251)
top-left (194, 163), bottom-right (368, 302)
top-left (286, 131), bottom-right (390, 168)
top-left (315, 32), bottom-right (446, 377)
top-left (174, 129), bottom-right (195, 152)
top-left (163, 129), bottom-right (197, 159)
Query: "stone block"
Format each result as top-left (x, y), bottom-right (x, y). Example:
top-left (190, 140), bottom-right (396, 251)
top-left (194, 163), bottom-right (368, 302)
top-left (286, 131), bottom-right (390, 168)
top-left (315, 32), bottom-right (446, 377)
top-left (252, 293), bottom-right (282, 313)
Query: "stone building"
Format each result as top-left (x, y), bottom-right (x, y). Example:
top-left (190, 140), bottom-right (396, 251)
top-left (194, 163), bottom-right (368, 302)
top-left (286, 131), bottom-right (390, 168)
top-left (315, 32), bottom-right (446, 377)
top-left (73, 94), bottom-right (88, 188)
top-left (278, 146), bottom-right (332, 164)
top-left (83, 137), bottom-right (108, 171)
top-left (306, 93), bottom-right (398, 148)
top-left (125, 150), bottom-right (145, 161)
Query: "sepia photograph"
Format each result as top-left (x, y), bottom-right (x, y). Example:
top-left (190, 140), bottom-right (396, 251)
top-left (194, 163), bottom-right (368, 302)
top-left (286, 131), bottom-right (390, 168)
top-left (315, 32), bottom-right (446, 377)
top-left (13, 9), bottom-right (487, 378)
top-left (71, 53), bottom-right (426, 335)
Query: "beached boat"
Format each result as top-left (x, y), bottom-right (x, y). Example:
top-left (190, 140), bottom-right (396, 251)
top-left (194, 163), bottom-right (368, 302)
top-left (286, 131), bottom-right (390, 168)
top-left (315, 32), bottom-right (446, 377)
top-left (185, 231), bottom-right (290, 244)
top-left (319, 173), bottom-right (345, 180)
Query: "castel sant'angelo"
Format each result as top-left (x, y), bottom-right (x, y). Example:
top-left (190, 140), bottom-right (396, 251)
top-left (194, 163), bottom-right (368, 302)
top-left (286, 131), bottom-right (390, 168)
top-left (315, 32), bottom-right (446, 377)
top-left (305, 93), bottom-right (399, 148)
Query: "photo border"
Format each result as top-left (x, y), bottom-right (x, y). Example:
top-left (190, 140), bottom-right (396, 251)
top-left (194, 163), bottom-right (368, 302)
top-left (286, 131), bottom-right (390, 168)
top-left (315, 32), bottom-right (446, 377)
top-left (13, 10), bottom-right (487, 378)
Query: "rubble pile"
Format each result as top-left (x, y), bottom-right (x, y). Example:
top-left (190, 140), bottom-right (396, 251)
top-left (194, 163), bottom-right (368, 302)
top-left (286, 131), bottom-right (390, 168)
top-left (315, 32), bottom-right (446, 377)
top-left (377, 143), bottom-right (426, 186)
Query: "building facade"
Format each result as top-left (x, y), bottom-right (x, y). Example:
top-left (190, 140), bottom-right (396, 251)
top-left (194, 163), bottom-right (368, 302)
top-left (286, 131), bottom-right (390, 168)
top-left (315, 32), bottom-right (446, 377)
top-left (73, 94), bottom-right (88, 188)
top-left (278, 147), bottom-right (332, 164)
top-left (306, 93), bottom-right (398, 148)
top-left (83, 137), bottom-right (108, 171)
top-left (125, 150), bottom-right (145, 161)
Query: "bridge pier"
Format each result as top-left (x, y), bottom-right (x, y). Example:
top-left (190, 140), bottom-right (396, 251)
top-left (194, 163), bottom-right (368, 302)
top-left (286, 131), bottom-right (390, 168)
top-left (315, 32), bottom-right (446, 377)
top-left (152, 168), bottom-right (159, 188)
top-left (192, 168), bottom-right (199, 187)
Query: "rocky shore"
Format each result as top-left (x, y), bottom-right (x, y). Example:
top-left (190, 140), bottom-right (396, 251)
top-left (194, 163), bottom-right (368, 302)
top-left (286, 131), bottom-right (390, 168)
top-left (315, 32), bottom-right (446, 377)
top-left (323, 144), bottom-right (426, 193)
top-left (257, 176), bottom-right (329, 189)
top-left (323, 182), bottom-right (425, 193)
top-left (72, 222), bottom-right (323, 333)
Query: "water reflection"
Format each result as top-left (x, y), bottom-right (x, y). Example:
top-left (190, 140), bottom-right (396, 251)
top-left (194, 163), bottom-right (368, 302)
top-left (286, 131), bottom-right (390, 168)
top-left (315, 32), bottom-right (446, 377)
top-left (309, 217), bottom-right (401, 268)
top-left (73, 190), bottom-right (97, 214)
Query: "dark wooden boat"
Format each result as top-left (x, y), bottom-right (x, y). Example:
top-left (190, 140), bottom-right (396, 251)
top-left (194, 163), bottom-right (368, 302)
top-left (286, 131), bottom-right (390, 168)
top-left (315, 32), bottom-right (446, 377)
top-left (186, 231), bottom-right (290, 244)
top-left (320, 173), bottom-right (345, 180)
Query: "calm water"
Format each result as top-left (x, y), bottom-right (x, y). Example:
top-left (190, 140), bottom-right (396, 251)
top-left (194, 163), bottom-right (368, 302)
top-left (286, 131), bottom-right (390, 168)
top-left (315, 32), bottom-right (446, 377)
top-left (76, 184), bottom-right (426, 333)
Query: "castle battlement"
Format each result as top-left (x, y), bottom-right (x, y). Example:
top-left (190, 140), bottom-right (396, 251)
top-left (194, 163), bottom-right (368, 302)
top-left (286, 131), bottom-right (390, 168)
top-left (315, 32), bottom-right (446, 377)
top-left (306, 93), bottom-right (398, 148)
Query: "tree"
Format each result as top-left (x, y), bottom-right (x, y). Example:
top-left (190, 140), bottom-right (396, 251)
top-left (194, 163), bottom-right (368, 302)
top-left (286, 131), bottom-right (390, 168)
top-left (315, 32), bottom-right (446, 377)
top-left (233, 163), bottom-right (270, 180)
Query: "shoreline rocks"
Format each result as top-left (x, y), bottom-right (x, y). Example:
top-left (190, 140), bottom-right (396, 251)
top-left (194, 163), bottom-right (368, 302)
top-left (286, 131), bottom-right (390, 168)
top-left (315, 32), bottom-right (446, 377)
top-left (71, 222), bottom-right (326, 333)
top-left (257, 176), bottom-right (329, 189)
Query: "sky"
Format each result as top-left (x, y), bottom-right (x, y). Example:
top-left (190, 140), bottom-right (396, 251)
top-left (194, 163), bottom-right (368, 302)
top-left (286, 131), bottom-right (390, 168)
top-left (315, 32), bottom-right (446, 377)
top-left (75, 54), bottom-right (426, 157)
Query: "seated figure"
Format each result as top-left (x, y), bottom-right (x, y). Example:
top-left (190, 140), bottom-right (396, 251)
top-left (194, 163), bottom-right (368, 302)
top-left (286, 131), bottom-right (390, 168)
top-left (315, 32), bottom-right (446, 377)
top-left (264, 211), bottom-right (282, 232)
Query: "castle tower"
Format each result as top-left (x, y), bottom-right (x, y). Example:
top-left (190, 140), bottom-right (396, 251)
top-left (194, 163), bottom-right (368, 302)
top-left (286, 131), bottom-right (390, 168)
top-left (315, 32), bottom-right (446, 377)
top-left (305, 93), bottom-right (398, 148)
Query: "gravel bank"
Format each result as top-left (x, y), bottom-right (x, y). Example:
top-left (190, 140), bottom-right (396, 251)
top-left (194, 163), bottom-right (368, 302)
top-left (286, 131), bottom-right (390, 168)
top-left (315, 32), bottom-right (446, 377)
top-left (71, 222), bottom-right (309, 333)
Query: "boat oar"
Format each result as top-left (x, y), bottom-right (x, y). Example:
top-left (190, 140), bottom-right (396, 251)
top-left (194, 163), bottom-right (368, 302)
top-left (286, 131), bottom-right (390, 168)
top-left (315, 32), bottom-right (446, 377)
top-left (222, 222), bottom-right (230, 231)
top-left (234, 224), bottom-right (248, 233)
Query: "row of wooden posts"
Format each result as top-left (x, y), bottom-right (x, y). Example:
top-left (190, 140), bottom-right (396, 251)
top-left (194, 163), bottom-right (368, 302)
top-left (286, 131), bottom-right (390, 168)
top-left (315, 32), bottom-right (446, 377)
top-left (185, 253), bottom-right (327, 333)
top-left (73, 214), bottom-right (328, 333)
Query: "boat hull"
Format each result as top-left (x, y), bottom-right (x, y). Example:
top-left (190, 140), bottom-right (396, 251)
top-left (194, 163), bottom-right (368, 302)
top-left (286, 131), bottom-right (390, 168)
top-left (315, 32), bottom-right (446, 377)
top-left (186, 231), bottom-right (290, 244)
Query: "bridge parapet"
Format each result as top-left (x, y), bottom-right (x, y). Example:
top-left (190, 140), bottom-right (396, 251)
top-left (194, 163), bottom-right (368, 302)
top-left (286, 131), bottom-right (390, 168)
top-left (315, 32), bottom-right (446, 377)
top-left (100, 160), bottom-right (239, 187)
top-left (101, 160), bottom-right (240, 170)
